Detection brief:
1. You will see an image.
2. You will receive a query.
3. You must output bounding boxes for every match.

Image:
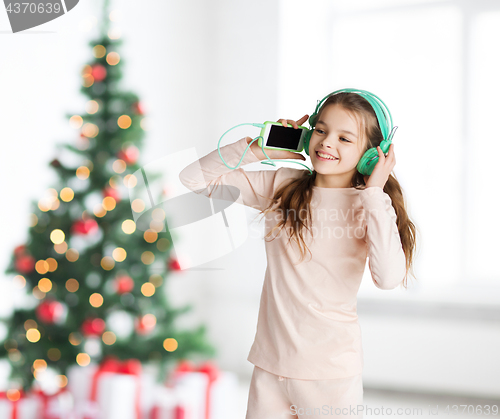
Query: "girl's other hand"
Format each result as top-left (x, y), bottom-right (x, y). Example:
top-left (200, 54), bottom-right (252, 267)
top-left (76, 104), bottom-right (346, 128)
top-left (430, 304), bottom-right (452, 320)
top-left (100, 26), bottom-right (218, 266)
top-left (247, 115), bottom-right (309, 161)
top-left (363, 143), bottom-right (396, 189)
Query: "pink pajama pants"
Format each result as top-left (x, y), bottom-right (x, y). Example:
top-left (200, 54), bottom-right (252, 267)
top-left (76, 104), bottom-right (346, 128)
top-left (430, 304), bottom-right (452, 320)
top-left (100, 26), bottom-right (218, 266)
top-left (246, 366), bottom-right (364, 419)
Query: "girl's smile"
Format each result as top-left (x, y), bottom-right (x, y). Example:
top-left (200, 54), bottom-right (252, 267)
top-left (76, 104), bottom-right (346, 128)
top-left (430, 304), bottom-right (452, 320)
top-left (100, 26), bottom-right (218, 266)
top-left (309, 104), bottom-right (365, 188)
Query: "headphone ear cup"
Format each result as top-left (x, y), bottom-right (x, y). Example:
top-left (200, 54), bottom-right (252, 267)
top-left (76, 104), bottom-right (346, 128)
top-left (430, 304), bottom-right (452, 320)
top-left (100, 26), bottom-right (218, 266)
top-left (308, 113), bottom-right (317, 128)
top-left (356, 147), bottom-right (379, 176)
top-left (303, 129), bottom-right (313, 156)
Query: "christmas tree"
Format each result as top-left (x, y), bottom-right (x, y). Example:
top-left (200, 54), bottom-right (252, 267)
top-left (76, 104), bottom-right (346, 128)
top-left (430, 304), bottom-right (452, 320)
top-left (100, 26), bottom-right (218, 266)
top-left (0, 0), bottom-right (215, 391)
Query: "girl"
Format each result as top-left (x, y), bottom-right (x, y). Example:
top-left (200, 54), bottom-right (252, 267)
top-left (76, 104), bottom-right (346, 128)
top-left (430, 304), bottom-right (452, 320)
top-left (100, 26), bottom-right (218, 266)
top-left (179, 90), bottom-right (418, 419)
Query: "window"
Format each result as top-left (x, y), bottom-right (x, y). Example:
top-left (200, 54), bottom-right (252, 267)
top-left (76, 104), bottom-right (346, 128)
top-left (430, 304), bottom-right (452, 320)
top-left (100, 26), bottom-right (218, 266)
top-left (278, 0), bottom-right (500, 302)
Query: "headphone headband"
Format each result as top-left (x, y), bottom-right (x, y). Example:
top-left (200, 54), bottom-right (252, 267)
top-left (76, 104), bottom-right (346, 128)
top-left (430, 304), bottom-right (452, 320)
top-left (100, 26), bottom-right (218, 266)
top-left (310, 88), bottom-right (394, 140)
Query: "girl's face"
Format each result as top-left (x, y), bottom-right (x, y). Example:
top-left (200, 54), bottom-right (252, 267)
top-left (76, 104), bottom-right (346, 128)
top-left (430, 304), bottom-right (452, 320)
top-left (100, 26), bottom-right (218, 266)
top-left (309, 104), bottom-right (366, 188)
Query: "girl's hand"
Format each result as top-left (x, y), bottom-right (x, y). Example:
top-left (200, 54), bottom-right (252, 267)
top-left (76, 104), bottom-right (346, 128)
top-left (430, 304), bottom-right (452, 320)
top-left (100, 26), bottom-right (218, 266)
top-left (247, 114), bottom-right (309, 161)
top-left (363, 143), bottom-right (396, 189)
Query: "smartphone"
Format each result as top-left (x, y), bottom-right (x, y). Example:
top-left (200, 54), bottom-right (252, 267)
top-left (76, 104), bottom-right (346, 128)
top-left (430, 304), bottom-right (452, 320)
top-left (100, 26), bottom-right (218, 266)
top-left (257, 121), bottom-right (308, 153)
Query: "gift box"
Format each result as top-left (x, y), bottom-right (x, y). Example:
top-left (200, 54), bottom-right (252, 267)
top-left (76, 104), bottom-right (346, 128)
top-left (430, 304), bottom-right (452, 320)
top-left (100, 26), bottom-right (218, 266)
top-left (32, 388), bottom-right (74, 419)
top-left (0, 390), bottom-right (41, 419)
top-left (67, 356), bottom-right (144, 419)
top-left (167, 361), bottom-right (239, 419)
top-left (149, 386), bottom-right (190, 419)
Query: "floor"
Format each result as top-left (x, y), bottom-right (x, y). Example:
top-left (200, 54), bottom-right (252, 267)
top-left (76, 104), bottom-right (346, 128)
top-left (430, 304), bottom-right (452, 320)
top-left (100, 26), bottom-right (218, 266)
top-left (236, 378), bottom-right (500, 418)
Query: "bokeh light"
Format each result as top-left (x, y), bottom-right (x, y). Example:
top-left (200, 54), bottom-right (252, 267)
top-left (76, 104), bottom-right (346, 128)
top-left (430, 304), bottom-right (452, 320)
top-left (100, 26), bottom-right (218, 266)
top-left (89, 293), bottom-right (104, 307)
top-left (50, 229), bottom-right (65, 244)
top-left (141, 282), bottom-right (155, 297)
top-left (122, 220), bottom-right (136, 234)
top-left (163, 338), bottom-right (178, 352)
top-left (66, 278), bottom-right (79, 292)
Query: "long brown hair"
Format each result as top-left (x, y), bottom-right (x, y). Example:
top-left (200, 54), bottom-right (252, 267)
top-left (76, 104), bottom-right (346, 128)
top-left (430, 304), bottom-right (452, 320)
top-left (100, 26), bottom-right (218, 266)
top-left (255, 92), bottom-right (419, 288)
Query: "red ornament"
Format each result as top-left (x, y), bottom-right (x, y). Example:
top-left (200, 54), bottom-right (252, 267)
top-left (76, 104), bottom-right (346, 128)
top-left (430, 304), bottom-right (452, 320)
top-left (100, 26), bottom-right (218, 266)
top-left (131, 102), bottom-right (144, 115)
top-left (91, 64), bottom-right (107, 82)
top-left (115, 275), bottom-right (134, 294)
top-left (103, 186), bottom-right (121, 202)
top-left (81, 318), bottom-right (106, 336)
top-left (168, 258), bottom-right (181, 271)
top-left (72, 219), bottom-right (99, 235)
top-left (15, 255), bottom-right (35, 274)
top-left (36, 300), bottom-right (64, 324)
top-left (117, 146), bottom-right (139, 165)
top-left (14, 245), bottom-right (26, 256)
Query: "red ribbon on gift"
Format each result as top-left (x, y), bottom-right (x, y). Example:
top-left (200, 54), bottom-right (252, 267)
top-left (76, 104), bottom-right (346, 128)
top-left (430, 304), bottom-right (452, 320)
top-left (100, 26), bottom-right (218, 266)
top-left (32, 387), bottom-right (69, 419)
top-left (0, 389), bottom-right (27, 419)
top-left (89, 356), bottom-right (143, 419)
top-left (171, 360), bottom-right (219, 419)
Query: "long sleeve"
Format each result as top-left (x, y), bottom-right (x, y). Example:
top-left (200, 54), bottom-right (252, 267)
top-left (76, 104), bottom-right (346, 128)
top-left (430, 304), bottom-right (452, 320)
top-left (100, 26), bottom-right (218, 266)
top-left (359, 186), bottom-right (407, 290)
top-left (179, 137), bottom-right (289, 212)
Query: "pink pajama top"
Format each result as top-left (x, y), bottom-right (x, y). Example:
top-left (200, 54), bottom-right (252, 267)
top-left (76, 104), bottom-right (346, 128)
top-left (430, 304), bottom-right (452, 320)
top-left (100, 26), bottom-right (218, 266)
top-left (179, 137), bottom-right (407, 380)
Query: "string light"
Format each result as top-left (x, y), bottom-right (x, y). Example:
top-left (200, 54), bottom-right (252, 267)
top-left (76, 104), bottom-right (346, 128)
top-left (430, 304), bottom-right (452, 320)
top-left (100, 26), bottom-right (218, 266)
top-left (50, 229), bottom-right (65, 244)
top-left (46, 258), bottom-right (58, 272)
top-left (93, 203), bottom-right (107, 218)
top-left (69, 115), bottom-right (83, 129)
top-left (29, 214), bottom-right (38, 227)
top-left (117, 115), bottom-right (131, 129)
top-left (143, 230), bottom-right (158, 243)
top-left (163, 338), bottom-right (178, 352)
top-left (89, 293), bottom-right (103, 307)
top-left (82, 123), bottom-right (99, 138)
top-left (38, 278), bottom-right (52, 293)
top-left (66, 248), bottom-right (79, 262)
top-left (141, 282), bottom-right (155, 297)
top-left (112, 159), bottom-right (126, 174)
top-left (131, 199), bottom-right (145, 213)
top-left (109, 175), bottom-right (121, 188)
top-left (69, 333), bottom-right (83, 346)
top-left (6, 389), bottom-right (21, 402)
top-left (24, 319), bottom-right (37, 330)
top-left (54, 242), bottom-right (68, 254)
top-left (121, 220), bottom-right (136, 234)
top-left (58, 375), bottom-right (68, 388)
top-left (76, 353), bottom-right (91, 366)
top-left (123, 174), bottom-right (137, 188)
top-left (26, 328), bottom-right (41, 343)
top-left (86, 100), bottom-right (99, 114)
top-left (152, 208), bottom-right (165, 221)
top-left (106, 51), bottom-right (120, 66)
top-left (13, 275), bottom-right (26, 289)
top-left (141, 251), bottom-right (154, 265)
top-left (33, 359), bottom-right (47, 372)
top-left (102, 331), bottom-right (116, 345)
top-left (76, 166), bottom-right (90, 180)
top-left (100, 256), bottom-right (115, 271)
top-left (48, 348), bottom-right (61, 361)
top-left (112, 247), bottom-right (126, 262)
top-left (102, 196), bottom-right (116, 211)
top-left (66, 278), bottom-right (79, 292)
top-left (157, 238), bottom-right (170, 252)
top-left (60, 187), bottom-right (74, 202)
top-left (32, 286), bottom-right (46, 300)
top-left (35, 260), bottom-right (49, 275)
top-left (149, 274), bottom-right (163, 287)
top-left (93, 45), bottom-right (106, 58)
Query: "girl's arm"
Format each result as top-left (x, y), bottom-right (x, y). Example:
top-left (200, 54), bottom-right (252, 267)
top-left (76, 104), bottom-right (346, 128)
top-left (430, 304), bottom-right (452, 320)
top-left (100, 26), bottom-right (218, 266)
top-left (179, 137), bottom-right (289, 212)
top-left (359, 186), bottom-right (407, 290)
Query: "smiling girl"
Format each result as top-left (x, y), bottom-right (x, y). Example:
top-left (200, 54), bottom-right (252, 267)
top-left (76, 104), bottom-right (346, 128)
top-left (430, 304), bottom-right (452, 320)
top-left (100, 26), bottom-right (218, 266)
top-left (179, 89), bottom-right (419, 419)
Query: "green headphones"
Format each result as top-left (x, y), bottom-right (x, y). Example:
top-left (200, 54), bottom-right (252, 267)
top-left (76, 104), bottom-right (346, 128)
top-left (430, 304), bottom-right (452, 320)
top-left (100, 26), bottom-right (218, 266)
top-left (303, 88), bottom-right (398, 176)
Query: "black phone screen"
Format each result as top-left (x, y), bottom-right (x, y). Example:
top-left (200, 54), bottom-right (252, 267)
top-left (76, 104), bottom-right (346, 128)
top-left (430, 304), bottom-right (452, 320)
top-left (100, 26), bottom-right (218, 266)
top-left (267, 125), bottom-right (302, 150)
